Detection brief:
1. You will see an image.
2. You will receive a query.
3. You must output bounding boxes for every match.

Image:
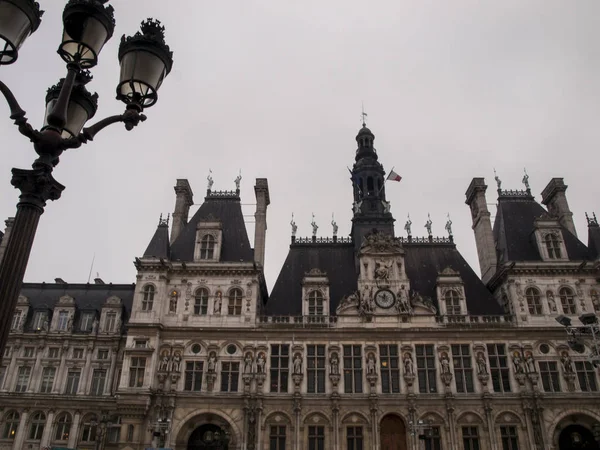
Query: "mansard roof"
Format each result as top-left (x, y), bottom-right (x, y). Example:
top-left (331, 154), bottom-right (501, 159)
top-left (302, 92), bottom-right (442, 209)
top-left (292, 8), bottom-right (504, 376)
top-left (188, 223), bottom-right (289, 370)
top-left (266, 238), bottom-right (503, 316)
top-left (19, 282), bottom-right (135, 329)
top-left (493, 194), bottom-right (589, 263)
top-left (170, 192), bottom-right (254, 263)
top-left (143, 221), bottom-right (170, 258)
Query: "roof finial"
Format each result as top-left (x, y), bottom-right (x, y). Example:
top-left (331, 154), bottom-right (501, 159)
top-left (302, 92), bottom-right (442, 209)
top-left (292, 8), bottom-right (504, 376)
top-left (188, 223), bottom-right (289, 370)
top-left (311, 213), bottom-right (318, 237)
top-left (586, 212), bottom-right (599, 227)
top-left (207, 169), bottom-right (214, 192)
top-left (494, 168), bottom-right (502, 191)
top-left (404, 213), bottom-right (412, 237)
top-left (361, 102), bottom-right (368, 127)
top-left (522, 168), bottom-right (530, 191)
top-left (331, 213), bottom-right (338, 237)
top-left (290, 213), bottom-right (297, 237)
top-left (234, 169), bottom-right (242, 192)
top-left (425, 213), bottom-right (433, 238)
top-left (445, 213), bottom-right (453, 237)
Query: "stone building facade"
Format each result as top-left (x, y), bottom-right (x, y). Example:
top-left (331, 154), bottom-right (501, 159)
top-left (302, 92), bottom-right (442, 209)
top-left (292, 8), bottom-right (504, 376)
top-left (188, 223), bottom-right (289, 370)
top-left (0, 123), bottom-right (599, 450)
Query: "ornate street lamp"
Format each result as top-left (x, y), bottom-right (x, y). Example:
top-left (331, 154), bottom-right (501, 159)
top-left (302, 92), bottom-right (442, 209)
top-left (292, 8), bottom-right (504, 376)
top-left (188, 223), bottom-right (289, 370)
top-left (0, 0), bottom-right (43, 65)
top-left (556, 314), bottom-right (600, 366)
top-left (0, 0), bottom-right (174, 362)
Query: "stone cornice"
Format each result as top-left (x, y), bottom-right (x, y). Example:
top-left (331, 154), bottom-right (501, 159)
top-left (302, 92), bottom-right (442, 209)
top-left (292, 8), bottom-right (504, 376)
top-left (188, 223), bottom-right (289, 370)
top-left (488, 261), bottom-right (596, 291)
top-left (135, 260), bottom-right (260, 277)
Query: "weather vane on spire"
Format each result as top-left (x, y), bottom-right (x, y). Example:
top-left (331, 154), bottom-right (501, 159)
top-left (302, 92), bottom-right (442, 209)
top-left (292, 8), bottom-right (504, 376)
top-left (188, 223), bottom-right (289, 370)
top-left (361, 102), bottom-right (368, 127)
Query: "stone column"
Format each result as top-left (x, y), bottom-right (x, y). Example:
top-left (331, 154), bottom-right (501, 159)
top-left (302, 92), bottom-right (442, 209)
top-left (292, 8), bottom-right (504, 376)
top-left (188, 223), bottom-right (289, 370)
top-left (27, 346), bottom-right (43, 392)
top-left (13, 409), bottom-right (29, 450)
top-left (483, 396), bottom-right (498, 450)
top-left (3, 342), bottom-right (19, 391)
top-left (78, 345), bottom-right (94, 394)
top-left (40, 409), bottom-right (55, 448)
top-left (369, 396), bottom-right (379, 450)
top-left (105, 347), bottom-right (118, 395)
top-left (68, 410), bottom-right (81, 449)
top-left (331, 394), bottom-right (340, 450)
top-left (293, 394), bottom-right (302, 450)
top-left (445, 396), bottom-right (457, 450)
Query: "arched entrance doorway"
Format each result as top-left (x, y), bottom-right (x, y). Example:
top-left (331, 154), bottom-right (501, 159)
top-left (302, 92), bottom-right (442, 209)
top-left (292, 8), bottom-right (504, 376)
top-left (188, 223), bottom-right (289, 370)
top-left (558, 425), bottom-right (599, 450)
top-left (188, 424), bottom-right (230, 450)
top-left (380, 414), bottom-right (408, 450)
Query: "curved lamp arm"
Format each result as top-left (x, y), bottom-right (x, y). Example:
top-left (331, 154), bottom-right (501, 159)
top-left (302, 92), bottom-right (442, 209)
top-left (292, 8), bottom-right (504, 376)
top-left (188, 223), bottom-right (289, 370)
top-left (0, 79), bottom-right (38, 142)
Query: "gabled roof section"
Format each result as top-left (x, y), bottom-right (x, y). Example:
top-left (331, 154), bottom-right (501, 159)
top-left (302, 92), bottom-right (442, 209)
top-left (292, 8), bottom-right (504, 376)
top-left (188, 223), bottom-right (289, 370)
top-left (267, 243), bottom-right (357, 316)
top-left (143, 221), bottom-right (170, 258)
top-left (493, 194), bottom-right (589, 262)
top-left (170, 192), bottom-right (254, 262)
top-left (403, 243), bottom-right (503, 315)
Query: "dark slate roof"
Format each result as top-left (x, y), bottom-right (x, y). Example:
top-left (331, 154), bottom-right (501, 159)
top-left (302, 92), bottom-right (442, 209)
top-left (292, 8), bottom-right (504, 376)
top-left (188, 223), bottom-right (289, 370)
top-left (170, 194), bottom-right (254, 262)
top-left (19, 283), bottom-right (135, 331)
top-left (403, 243), bottom-right (503, 315)
top-left (267, 243), bottom-right (358, 315)
top-left (588, 223), bottom-right (600, 259)
top-left (143, 222), bottom-right (170, 258)
top-left (266, 241), bottom-right (503, 316)
top-left (493, 196), bottom-right (590, 262)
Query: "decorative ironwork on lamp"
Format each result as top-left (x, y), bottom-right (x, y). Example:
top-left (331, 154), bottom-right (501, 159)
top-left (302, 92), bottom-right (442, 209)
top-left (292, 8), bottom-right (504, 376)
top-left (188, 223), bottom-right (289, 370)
top-left (0, 0), bottom-right (43, 65)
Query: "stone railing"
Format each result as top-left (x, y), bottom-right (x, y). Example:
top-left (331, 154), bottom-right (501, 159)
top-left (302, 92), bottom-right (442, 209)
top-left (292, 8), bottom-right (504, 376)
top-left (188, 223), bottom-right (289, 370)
top-left (435, 315), bottom-right (512, 326)
top-left (258, 315), bottom-right (338, 327)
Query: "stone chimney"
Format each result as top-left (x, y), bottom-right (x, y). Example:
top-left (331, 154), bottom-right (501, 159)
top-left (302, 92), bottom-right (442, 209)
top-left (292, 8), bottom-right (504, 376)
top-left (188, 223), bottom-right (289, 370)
top-left (0, 218), bottom-right (15, 266)
top-left (465, 178), bottom-right (497, 284)
top-left (254, 178), bottom-right (270, 267)
top-left (541, 178), bottom-right (577, 238)
top-left (170, 179), bottom-right (194, 244)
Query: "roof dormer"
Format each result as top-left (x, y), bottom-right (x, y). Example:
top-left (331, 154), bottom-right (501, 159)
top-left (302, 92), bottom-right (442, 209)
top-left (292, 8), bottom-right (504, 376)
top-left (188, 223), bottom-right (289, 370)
top-left (194, 214), bottom-right (223, 262)
top-left (302, 268), bottom-right (330, 317)
top-left (533, 218), bottom-right (568, 262)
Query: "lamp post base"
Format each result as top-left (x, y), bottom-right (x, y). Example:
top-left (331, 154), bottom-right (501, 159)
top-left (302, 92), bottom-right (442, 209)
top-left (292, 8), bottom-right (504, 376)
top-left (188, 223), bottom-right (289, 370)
top-left (0, 166), bottom-right (64, 362)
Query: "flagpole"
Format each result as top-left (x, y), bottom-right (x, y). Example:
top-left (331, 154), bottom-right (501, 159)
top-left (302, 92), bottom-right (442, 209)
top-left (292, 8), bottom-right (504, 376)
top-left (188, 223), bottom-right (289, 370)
top-left (379, 166), bottom-right (395, 195)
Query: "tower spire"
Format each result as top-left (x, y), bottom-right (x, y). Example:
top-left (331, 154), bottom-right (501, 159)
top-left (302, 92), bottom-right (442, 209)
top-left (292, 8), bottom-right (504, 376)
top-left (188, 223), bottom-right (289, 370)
top-left (361, 102), bottom-right (368, 127)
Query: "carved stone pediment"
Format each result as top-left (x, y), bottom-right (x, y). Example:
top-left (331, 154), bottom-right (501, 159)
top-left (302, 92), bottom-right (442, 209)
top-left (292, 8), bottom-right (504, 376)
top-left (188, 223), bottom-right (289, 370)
top-left (410, 291), bottom-right (437, 314)
top-left (105, 295), bottom-right (122, 306)
top-left (360, 230), bottom-right (404, 255)
top-left (58, 295), bottom-right (75, 305)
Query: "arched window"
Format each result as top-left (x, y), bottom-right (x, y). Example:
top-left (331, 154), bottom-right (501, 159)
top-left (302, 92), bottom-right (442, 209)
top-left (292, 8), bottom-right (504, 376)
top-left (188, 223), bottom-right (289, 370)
top-left (200, 235), bottom-right (215, 260)
top-left (228, 288), bottom-right (243, 316)
top-left (545, 234), bottom-right (562, 259)
top-left (194, 288), bottom-right (209, 315)
top-left (54, 413), bottom-right (72, 441)
top-left (80, 415), bottom-right (98, 443)
top-left (367, 177), bottom-right (374, 193)
top-left (559, 287), bottom-right (576, 314)
top-left (28, 411), bottom-right (46, 440)
top-left (444, 290), bottom-right (461, 315)
top-left (591, 289), bottom-right (600, 312)
top-left (2, 411), bottom-right (19, 439)
top-left (308, 290), bottom-right (324, 316)
top-left (142, 285), bottom-right (155, 311)
top-left (525, 288), bottom-right (542, 315)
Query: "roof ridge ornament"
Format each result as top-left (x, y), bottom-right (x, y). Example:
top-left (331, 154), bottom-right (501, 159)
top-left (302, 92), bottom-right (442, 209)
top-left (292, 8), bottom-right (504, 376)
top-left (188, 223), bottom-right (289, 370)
top-left (425, 214), bottom-right (433, 238)
top-left (158, 213), bottom-right (169, 226)
top-left (445, 213), bottom-right (453, 241)
top-left (331, 214), bottom-right (338, 237)
top-left (404, 214), bottom-right (412, 237)
top-left (494, 168), bottom-right (502, 192)
top-left (311, 214), bottom-right (318, 238)
top-left (207, 169), bottom-right (213, 193)
top-left (234, 169), bottom-right (241, 193)
top-left (522, 168), bottom-right (531, 192)
top-left (586, 212), bottom-right (599, 227)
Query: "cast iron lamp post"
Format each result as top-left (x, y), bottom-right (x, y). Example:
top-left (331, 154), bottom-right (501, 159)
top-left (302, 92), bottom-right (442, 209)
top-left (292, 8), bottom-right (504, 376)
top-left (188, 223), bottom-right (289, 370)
top-left (0, 0), bottom-right (173, 362)
top-left (555, 313), bottom-right (600, 367)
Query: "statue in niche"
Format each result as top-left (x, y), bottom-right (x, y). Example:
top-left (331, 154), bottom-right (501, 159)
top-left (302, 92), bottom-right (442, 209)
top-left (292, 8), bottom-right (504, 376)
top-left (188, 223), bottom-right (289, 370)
top-left (256, 353), bottom-right (266, 373)
top-left (403, 353), bottom-right (414, 375)
top-left (547, 291), bottom-right (557, 312)
top-left (330, 353), bottom-right (339, 375)
top-left (525, 352), bottom-right (536, 373)
top-left (169, 295), bottom-right (177, 313)
top-left (440, 353), bottom-right (451, 374)
top-left (512, 352), bottom-right (525, 374)
top-left (214, 291), bottom-right (222, 314)
top-left (160, 351), bottom-right (170, 372)
top-left (91, 318), bottom-right (99, 334)
top-left (366, 353), bottom-right (377, 375)
top-left (207, 352), bottom-right (217, 373)
top-left (172, 351), bottom-right (182, 372)
top-left (374, 259), bottom-right (392, 282)
top-left (293, 353), bottom-right (303, 375)
top-left (476, 352), bottom-right (488, 375)
top-left (244, 353), bottom-right (253, 373)
top-left (396, 285), bottom-right (411, 313)
top-left (560, 352), bottom-right (574, 373)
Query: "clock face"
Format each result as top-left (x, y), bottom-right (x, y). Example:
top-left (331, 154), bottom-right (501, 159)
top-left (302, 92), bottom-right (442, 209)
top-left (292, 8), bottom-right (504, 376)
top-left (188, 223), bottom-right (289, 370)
top-left (375, 289), bottom-right (395, 309)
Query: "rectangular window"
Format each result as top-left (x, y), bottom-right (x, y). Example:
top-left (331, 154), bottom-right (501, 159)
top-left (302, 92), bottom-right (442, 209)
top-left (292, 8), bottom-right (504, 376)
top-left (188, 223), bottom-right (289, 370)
top-left (500, 426), bottom-right (519, 450)
top-left (228, 298), bottom-right (242, 315)
top-left (539, 361), bottom-right (561, 392)
top-left (307, 345), bottom-right (326, 393)
top-left (134, 339), bottom-right (148, 349)
top-left (32, 311), bottom-right (47, 330)
top-left (3, 346), bottom-right (10, 358)
top-left (270, 344), bottom-right (289, 393)
top-left (185, 361), bottom-right (204, 392)
top-left (24, 346), bottom-right (35, 358)
top-left (91, 369), bottom-right (107, 396)
top-left (269, 425), bottom-right (286, 450)
top-left (105, 312), bottom-right (117, 332)
top-left (308, 425), bottom-right (325, 450)
top-left (73, 348), bottom-right (84, 359)
top-left (487, 344), bottom-right (511, 393)
top-left (15, 366), bottom-right (31, 392)
top-left (452, 344), bottom-right (474, 393)
top-left (48, 347), bottom-right (60, 358)
top-left (129, 357), bottom-right (146, 388)
top-left (194, 296), bottom-right (208, 315)
top-left (575, 361), bottom-right (598, 392)
top-left (416, 344), bottom-right (437, 393)
top-left (65, 369), bottom-right (81, 394)
top-left (343, 345), bottom-right (363, 394)
top-left (40, 367), bottom-right (56, 393)
top-left (0, 367), bottom-right (5, 390)
top-left (97, 349), bottom-right (109, 360)
top-left (57, 311), bottom-right (69, 330)
top-left (220, 362), bottom-right (239, 392)
top-left (462, 426), bottom-right (480, 450)
top-left (379, 344), bottom-right (400, 394)
top-left (347, 426), bottom-right (363, 450)
top-left (80, 312), bottom-right (95, 332)
top-left (11, 309), bottom-right (22, 330)
top-left (423, 426), bottom-right (441, 450)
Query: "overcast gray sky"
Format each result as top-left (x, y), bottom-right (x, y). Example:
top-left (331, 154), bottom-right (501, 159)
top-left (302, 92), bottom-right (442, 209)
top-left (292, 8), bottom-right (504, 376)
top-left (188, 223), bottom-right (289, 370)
top-left (1, 0), bottom-right (600, 289)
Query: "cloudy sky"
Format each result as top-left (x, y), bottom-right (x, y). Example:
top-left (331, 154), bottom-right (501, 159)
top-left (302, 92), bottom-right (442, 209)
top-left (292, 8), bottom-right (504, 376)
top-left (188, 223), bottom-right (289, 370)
top-left (1, 0), bottom-right (600, 289)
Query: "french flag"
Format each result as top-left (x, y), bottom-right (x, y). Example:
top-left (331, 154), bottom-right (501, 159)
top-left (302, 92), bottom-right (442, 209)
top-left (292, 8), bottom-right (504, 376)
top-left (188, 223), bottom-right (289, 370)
top-left (387, 170), bottom-right (402, 182)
